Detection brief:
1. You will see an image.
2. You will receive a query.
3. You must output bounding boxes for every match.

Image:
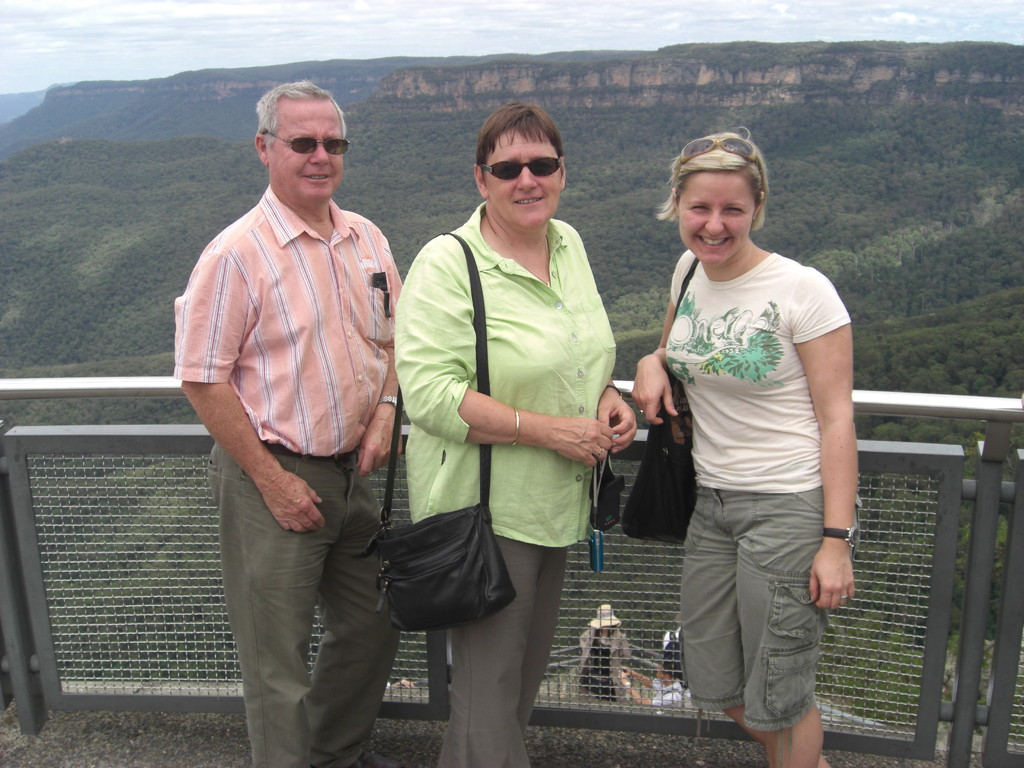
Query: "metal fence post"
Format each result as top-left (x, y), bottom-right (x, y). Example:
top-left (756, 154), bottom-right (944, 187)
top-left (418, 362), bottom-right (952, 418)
top-left (0, 419), bottom-right (47, 732)
top-left (980, 449), bottom-right (1024, 767)
top-left (947, 430), bottom-right (1013, 767)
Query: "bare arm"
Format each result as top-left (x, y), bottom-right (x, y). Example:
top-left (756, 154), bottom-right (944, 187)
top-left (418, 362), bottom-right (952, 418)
top-left (457, 388), bottom-right (613, 467)
top-left (357, 355), bottom-right (399, 477)
top-left (620, 669), bottom-right (655, 705)
top-left (796, 324), bottom-right (858, 609)
top-left (633, 299), bottom-right (677, 424)
top-left (180, 380), bottom-right (325, 532)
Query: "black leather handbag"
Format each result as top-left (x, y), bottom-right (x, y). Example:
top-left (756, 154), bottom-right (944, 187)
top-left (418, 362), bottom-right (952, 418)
top-left (620, 257), bottom-right (699, 544)
top-left (362, 233), bottom-right (515, 632)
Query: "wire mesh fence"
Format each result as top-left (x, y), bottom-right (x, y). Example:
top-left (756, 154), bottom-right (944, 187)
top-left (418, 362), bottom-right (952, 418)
top-left (1011, 650), bottom-right (1024, 755)
top-left (22, 446), bottom-right (962, 750)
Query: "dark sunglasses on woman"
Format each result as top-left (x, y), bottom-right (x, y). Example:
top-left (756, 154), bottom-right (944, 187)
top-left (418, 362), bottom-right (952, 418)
top-left (479, 157), bottom-right (563, 180)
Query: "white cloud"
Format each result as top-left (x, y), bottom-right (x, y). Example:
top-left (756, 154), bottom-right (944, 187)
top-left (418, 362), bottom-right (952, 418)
top-left (876, 11), bottom-right (923, 26)
top-left (1, 0), bottom-right (1021, 94)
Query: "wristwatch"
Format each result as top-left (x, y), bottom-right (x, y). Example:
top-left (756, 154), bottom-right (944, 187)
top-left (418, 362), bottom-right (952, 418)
top-left (823, 525), bottom-right (859, 559)
top-left (377, 395), bottom-right (398, 407)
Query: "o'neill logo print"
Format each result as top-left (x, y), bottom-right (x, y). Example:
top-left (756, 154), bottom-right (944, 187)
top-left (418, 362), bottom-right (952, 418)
top-left (667, 296), bottom-right (784, 387)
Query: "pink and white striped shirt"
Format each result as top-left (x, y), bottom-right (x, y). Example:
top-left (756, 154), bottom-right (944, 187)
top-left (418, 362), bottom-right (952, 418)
top-left (174, 188), bottom-right (402, 456)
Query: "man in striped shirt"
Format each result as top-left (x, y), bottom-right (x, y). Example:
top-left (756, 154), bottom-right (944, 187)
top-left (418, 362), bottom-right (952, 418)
top-left (174, 81), bottom-right (405, 768)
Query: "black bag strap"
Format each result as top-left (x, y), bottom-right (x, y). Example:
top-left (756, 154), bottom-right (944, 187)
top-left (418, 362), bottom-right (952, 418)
top-left (379, 389), bottom-right (405, 524)
top-left (445, 232), bottom-right (492, 504)
top-left (675, 255), bottom-right (700, 315)
top-left (666, 256), bottom-right (700, 387)
top-left (378, 232), bottom-right (491, 528)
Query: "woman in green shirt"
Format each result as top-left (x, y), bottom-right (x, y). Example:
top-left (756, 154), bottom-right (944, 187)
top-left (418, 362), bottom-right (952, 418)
top-left (395, 103), bottom-right (636, 768)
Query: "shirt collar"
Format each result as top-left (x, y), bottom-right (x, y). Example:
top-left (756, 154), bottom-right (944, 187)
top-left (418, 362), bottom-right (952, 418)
top-left (260, 187), bottom-right (356, 247)
top-left (469, 202), bottom-right (566, 270)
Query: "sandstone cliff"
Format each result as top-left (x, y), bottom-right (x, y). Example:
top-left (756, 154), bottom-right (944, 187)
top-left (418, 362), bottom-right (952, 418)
top-left (373, 42), bottom-right (1024, 114)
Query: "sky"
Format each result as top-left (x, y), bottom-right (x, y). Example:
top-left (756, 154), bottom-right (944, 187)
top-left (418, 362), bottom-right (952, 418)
top-left (2, 0), bottom-right (1023, 95)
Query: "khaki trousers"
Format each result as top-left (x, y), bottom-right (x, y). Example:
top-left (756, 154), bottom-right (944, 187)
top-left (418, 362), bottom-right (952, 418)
top-left (210, 443), bottom-right (400, 768)
top-left (438, 537), bottom-right (567, 768)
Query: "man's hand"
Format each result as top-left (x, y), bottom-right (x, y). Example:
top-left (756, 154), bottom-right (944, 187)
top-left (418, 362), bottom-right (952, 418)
top-left (180, 380), bottom-right (325, 532)
top-left (256, 465), bottom-right (325, 532)
top-left (357, 403), bottom-right (397, 476)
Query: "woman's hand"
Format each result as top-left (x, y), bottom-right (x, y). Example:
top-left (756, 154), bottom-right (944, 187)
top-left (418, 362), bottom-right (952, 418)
top-left (540, 416), bottom-right (615, 466)
top-left (598, 386), bottom-right (637, 454)
top-left (633, 351), bottom-right (675, 425)
top-left (809, 538), bottom-right (855, 610)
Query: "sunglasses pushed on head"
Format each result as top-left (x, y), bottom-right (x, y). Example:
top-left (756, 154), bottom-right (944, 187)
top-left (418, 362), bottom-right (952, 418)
top-left (680, 136), bottom-right (756, 164)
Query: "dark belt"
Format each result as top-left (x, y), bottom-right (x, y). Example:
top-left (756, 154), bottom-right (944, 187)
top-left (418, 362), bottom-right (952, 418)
top-left (263, 442), bottom-right (356, 463)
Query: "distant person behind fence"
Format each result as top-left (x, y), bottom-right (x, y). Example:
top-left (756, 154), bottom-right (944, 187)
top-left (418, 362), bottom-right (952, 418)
top-left (661, 613), bottom-right (686, 689)
top-left (620, 639), bottom-right (688, 707)
top-left (174, 81), bottom-right (405, 768)
top-left (579, 603), bottom-right (631, 701)
top-left (633, 130), bottom-right (858, 768)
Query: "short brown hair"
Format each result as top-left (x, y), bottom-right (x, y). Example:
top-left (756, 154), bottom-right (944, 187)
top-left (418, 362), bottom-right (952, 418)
top-left (475, 102), bottom-right (564, 165)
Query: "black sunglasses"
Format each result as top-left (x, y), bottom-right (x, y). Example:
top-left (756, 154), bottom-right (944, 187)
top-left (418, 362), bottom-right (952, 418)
top-left (265, 131), bottom-right (350, 155)
top-left (479, 157), bottom-right (562, 181)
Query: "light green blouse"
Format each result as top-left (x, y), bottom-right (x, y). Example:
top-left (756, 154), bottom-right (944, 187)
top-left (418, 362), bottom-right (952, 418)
top-left (395, 204), bottom-right (616, 547)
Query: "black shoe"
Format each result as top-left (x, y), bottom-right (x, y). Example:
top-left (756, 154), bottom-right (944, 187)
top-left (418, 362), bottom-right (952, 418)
top-left (350, 752), bottom-right (407, 768)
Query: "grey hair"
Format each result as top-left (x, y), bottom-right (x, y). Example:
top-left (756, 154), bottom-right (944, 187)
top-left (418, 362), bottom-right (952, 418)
top-left (656, 129), bottom-right (769, 231)
top-left (256, 81), bottom-right (346, 140)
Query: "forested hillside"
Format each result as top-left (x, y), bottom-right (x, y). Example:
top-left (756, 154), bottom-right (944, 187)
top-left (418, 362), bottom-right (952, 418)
top-left (0, 42), bottom-right (1021, 435)
top-left (0, 51), bottom-right (641, 160)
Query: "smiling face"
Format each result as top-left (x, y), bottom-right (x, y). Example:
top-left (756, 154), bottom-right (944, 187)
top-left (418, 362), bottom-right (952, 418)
top-left (473, 131), bottom-right (565, 238)
top-left (675, 169), bottom-right (767, 281)
top-left (255, 96), bottom-right (344, 222)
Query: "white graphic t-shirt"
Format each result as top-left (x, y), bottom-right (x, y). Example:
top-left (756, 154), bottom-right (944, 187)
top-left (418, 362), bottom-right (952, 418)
top-left (666, 252), bottom-right (850, 492)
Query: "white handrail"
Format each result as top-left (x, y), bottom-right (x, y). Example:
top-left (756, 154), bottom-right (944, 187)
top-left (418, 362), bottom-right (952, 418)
top-left (1, 377), bottom-right (1022, 424)
top-left (0, 376), bottom-right (183, 399)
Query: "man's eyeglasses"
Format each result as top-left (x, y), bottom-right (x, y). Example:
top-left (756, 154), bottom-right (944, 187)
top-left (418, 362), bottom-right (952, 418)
top-left (479, 157), bottom-right (562, 181)
top-left (264, 131), bottom-right (350, 155)
top-left (681, 137), bottom-right (756, 163)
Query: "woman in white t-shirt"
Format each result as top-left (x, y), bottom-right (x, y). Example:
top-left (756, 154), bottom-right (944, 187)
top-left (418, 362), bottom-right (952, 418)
top-left (633, 131), bottom-right (857, 768)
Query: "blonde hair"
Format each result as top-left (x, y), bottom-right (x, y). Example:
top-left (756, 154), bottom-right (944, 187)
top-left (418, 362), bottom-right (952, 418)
top-left (656, 129), bottom-right (769, 230)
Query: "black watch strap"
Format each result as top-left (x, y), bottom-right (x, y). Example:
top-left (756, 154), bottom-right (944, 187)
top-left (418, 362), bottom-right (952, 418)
top-left (823, 526), bottom-right (859, 559)
top-left (823, 527), bottom-right (853, 542)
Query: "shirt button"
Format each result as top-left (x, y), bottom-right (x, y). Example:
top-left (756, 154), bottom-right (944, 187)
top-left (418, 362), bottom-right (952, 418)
top-left (577, 369), bottom-right (585, 378)
top-left (554, 301), bottom-right (563, 310)
top-left (578, 406), bottom-right (585, 414)
top-left (576, 474), bottom-right (584, 482)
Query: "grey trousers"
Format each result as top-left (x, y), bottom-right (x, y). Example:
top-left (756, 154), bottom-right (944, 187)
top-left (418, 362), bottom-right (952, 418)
top-left (438, 537), bottom-right (568, 768)
top-left (210, 443), bottom-right (400, 768)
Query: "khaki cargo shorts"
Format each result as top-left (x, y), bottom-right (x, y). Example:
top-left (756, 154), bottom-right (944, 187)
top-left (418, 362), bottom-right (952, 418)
top-left (680, 486), bottom-right (831, 731)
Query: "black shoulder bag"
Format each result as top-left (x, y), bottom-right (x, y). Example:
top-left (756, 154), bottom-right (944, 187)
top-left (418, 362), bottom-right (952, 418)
top-left (620, 257), bottom-right (699, 544)
top-left (361, 233), bottom-right (516, 632)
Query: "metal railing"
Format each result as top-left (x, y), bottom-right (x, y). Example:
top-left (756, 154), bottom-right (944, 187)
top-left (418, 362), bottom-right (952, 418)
top-left (1, 378), bottom-right (1022, 768)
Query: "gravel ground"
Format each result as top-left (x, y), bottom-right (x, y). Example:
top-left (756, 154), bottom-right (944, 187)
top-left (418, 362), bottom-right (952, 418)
top-left (1, 706), bottom-right (979, 768)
